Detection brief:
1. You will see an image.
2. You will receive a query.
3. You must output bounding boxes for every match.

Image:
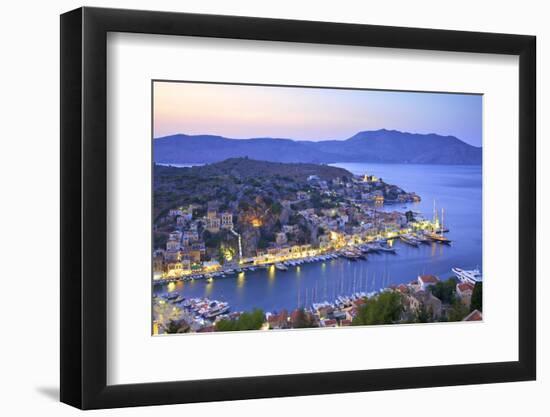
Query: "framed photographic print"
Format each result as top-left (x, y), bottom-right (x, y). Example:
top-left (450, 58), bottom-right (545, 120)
top-left (60, 7), bottom-right (536, 410)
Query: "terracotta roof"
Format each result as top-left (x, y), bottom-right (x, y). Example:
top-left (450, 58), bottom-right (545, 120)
top-left (457, 282), bottom-right (475, 292)
top-left (267, 315), bottom-right (278, 323)
top-left (419, 274), bottom-right (439, 284)
top-left (268, 310), bottom-right (288, 323)
top-left (463, 309), bottom-right (483, 321)
top-left (290, 310), bottom-right (301, 321)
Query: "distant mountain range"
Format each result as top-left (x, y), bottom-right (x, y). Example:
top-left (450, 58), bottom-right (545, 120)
top-left (153, 129), bottom-right (482, 165)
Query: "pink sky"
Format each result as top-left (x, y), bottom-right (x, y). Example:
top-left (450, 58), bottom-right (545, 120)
top-left (153, 81), bottom-right (482, 146)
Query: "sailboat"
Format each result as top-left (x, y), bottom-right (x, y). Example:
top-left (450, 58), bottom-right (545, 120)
top-left (426, 205), bottom-right (451, 244)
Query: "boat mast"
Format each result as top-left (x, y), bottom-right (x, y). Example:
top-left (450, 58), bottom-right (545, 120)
top-left (441, 208), bottom-right (445, 235)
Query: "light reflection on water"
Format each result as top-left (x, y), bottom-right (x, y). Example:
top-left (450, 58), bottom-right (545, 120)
top-left (236, 273), bottom-right (246, 289)
top-left (204, 281), bottom-right (213, 296)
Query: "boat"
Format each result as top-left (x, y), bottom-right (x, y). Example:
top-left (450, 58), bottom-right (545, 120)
top-left (275, 263), bottom-right (288, 271)
top-left (400, 234), bottom-right (419, 247)
top-left (452, 267), bottom-right (482, 285)
top-left (369, 242), bottom-right (386, 252)
top-left (425, 231), bottom-right (451, 244)
top-left (342, 252), bottom-right (359, 261)
top-left (204, 304), bottom-right (230, 319)
top-left (165, 293), bottom-right (180, 301)
top-left (413, 232), bottom-right (431, 244)
top-left (428, 204), bottom-right (451, 243)
top-left (171, 295), bottom-right (185, 304)
top-left (378, 242), bottom-right (396, 253)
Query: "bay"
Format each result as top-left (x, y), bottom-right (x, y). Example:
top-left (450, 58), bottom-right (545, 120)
top-left (154, 163), bottom-right (482, 313)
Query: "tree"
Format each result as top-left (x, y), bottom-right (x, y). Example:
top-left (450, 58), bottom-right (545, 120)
top-left (448, 300), bottom-right (469, 322)
top-left (215, 309), bottom-right (265, 332)
top-left (429, 278), bottom-right (457, 305)
top-left (237, 309), bottom-right (265, 330)
top-left (166, 320), bottom-right (180, 333)
top-left (214, 319), bottom-right (237, 332)
top-left (415, 304), bottom-right (431, 323)
top-left (218, 243), bottom-right (236, 265)
top-left (238, 200), bottom-right (249, 211)
top-left (203, 230), bottom-right (222, 249)
top-left (352, 292), bottom-right (403, 326)
top-left (310, 193), bottom-right (323, 209)
top-left (260, 228), bottom-right (275, 243)
top-left (257, 237), bottom-right (270, 249)
top-left (470, 282), bottom-right (483, 312)
top-left (165, 320), bottom-right (189, 334)
top-left (288, 214), bottom-right (301, 226)
top-left (271, 202), bottom-right (282, 215)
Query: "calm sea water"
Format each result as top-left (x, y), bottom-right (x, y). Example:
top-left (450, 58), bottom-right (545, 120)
top-left (154, 163), bottom-right (482, 312)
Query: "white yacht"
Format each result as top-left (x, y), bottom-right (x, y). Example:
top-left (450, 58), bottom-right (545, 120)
top-left (275, 263), bottom-right (288, 271)
top-left (452, 267), bottom-right (482, 285)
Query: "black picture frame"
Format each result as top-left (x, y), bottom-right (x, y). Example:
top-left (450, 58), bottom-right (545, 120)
top-left (60, 6), bottom-right (536, 410)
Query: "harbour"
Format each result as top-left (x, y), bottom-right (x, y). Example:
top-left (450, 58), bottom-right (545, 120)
top-left (153, 163), bottom-right (482, 314)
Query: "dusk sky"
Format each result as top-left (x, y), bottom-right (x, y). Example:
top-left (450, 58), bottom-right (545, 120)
top-left (153, 81), bottom-right (482, 147)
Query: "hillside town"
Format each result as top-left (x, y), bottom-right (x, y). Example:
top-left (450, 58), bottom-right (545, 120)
top-left (153, 158), bottom-right (430, 281)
